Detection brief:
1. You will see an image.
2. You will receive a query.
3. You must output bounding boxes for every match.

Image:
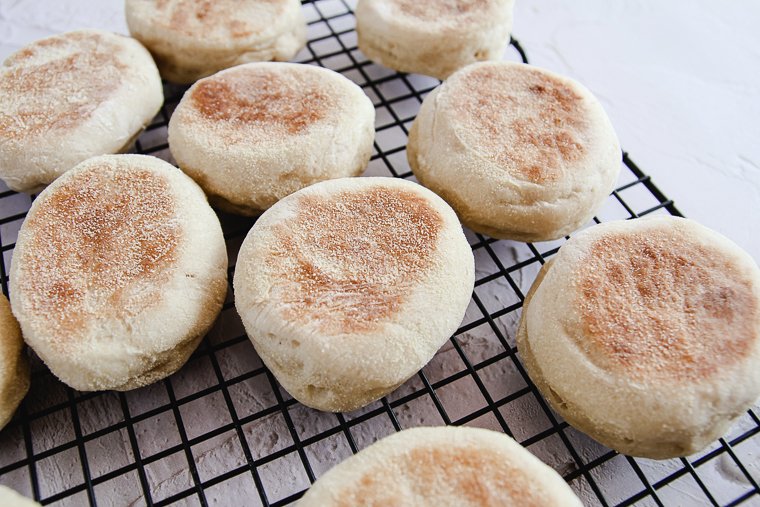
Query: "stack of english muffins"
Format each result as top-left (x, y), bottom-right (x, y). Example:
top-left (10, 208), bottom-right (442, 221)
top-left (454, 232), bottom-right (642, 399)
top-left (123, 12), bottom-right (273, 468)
top-left (0, 1), bottom-right (757, 505)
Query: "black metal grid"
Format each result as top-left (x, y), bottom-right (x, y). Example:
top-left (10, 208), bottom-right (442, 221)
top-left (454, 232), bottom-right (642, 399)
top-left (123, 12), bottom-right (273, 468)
top-left (1, 1), bottom-right (759, 505)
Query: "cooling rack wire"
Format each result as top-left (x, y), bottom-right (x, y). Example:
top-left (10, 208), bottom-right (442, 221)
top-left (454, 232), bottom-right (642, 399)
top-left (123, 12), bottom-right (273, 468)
top-left (0, 1), bottom-right (758, 506)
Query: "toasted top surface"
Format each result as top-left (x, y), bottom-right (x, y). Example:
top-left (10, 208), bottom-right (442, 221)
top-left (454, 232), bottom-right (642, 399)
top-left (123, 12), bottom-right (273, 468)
top-left (335, 445), bottom-right (546, 506)
top-left (0, 30), bottom-right (132, 141)
top-left (181, 63), bottom-right (339, 142)
top-left (131, 0), bottom-right (291, 40)
top-left (442, 62), bottom-right (590, 184)
top-left (363, 0), bottom-right (508, 27)
top-left (264, 182), bottom-right (443, 335)
top-left (391, 0), bottom-right (491, 22)
top-left (13, 156), bottom-right (181, 345)
top-left (299, 426), bottom-right (580, 506)
top-left (576, 221), bottom-right (759, 382)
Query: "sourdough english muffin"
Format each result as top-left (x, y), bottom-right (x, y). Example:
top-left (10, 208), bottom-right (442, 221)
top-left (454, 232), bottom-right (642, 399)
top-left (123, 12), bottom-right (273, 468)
top-left (408, 61), bottom-right (621, 242)
top-left (9, 155), bottom-right (228, 392)
top-left (0, 295), bottom-right (29, 430)
top-left (0, 30), bottom-right (163, 194)
top-left (169, 63), bottom-right (375, 215)
top-left (234, 178), bottom-right (474, 412)
top-left (125, 0), bottom-right (306, 83)
top-left (298, 426), bottom-right (582, 506)
top-left (517, 217), bottom-right (760, 459)
top-left (356, 0), bottom-right (514, 79)
top-left (0, 486), bottom-right (41, 507)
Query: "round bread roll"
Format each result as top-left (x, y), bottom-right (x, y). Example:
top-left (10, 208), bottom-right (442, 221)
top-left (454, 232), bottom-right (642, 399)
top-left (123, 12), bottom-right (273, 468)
top-left (356, 0), bottom-right (514, 80)
top-left (298, 426), bottom-right (582, 506)
top-left (0, 30), bottom-right (163, 194)
top-left (169, 62), bottom-right (375, 216)
top-left (9, 155), bottom-right (228, 392)
top-left (234, 177), bottom-right (474, 412)
top-left (0, 486), bottom-right (40, 507)
top-left (0, 295), bottom-right (29, 430)
top-left (408, 61), bottom-right (621, 242)
top-left (125, 0), bottom-right (306, 84)
top-left (517, 216), bottom-right (760, 459)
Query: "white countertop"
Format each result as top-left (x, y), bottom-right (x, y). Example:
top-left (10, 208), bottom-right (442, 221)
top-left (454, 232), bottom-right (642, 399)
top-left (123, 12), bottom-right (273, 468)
top-left (1, 0), bottom-right (758, 261)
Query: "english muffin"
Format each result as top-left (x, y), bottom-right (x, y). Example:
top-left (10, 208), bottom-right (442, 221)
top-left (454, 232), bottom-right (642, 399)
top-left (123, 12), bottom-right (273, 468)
top-left (0, 30), bottom-right (163, 193)
top-left (9, 155), bottom-right (228, 391)
top-left (298, 426), bottom-right (582, 506)
top-left (356, 0), bottom-right (515, 79)
top-left (125, 0), bottom-right (306, 83)
top-left (169, 62), bottom-right (375, 216)
top-left (234, 177), bottom-right (474, 412)
top-left (0, 295), bottom-right (29, 430)
top-left (517, 216), bottom-right (760, 458)
top-left (0, 486), bottom-right (41, 507)
top-left (408, 61), bottom-right (621, 242)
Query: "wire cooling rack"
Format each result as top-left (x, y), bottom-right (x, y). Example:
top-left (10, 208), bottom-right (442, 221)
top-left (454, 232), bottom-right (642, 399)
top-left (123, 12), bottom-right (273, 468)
top-left (1, 1), bottom-right (759, 506)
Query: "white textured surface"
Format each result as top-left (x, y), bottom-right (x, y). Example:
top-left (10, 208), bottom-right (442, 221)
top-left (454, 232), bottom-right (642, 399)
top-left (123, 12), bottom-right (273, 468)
top-left (0, 1), bottom-right (759, 506)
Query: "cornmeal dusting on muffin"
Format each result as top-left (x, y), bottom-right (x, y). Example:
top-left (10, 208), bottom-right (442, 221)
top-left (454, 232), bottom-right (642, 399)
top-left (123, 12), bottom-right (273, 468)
top-left (394, 0), bottom-right (486, 21)
top-left (452, 64), bottom-right (588, 184)
top-left (16, 165), bottom-right (180, 342)
top-left (151, 0), bottom-right (286, 39)
top-left (188, 67), bottom-right (336, 139)
top-left (0, 32), bottom-right (126, 140)
top-left (578, 231), bottom-right (756, 381)
top-left (336, 445), bottom-right (547, 507)
top-left (268, 187), bottom-right (443, 334)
